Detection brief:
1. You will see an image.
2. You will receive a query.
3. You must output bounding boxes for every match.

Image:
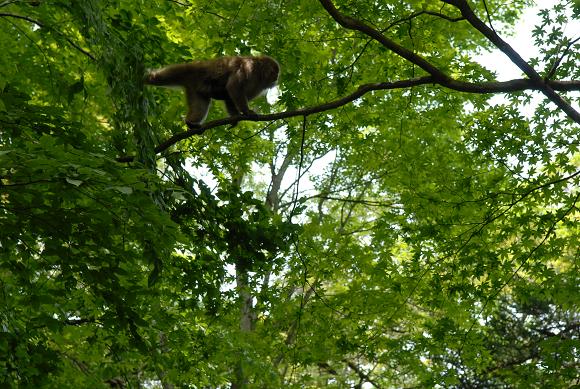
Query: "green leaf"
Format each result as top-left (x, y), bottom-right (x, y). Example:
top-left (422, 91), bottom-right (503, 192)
top-left (65, 177), bottom-right (83, 186)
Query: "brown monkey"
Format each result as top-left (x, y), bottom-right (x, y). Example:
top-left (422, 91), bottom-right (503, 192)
top-left (145, 56), bottom-right (279, 128)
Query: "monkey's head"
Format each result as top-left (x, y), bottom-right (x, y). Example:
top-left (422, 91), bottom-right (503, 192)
top-left (257, 56), bottom-right (280, 88)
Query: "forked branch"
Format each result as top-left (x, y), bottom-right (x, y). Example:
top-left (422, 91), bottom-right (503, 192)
top-left (318, 0), bottom-right (580, 124)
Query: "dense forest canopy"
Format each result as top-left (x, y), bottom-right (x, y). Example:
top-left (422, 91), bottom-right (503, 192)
top-left (1, 0), bottom-right (579, 387)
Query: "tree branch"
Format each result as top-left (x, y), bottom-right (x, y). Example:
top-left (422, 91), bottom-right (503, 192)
top-left (316, 0), bottom-right (580, 124)
top-left (0, 12), bottom-right (95, 60)
top-left (116, 76), bottom-right (580, 163)
top-left (419, 10), bottom-right (465, 22)
top-left (0, 11), bottom-right (39, 25)
top-left (387, 10), bottom-right (465, 30)
top-left (545, 36), bottom-right (580, 80)
top-left (318, 0), bottom-right (449, 81)
top-left (345, 360), bottom-right (382, 388)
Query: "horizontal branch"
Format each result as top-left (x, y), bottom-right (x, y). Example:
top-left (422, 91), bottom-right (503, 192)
top-left (116, 76), bottom-right (580, 163)
top-left (420, 10), bottom-right (465, 22)
top-left (387, 10), bottom-right (465, 31)
top-left (447, 78), bottom-right (580, 93)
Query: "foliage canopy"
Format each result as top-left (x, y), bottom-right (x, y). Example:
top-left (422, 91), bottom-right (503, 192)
top-left (1, 0), bottom-right (579, 387)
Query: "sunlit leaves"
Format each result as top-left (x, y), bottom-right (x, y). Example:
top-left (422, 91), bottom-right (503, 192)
top-left (1, 0), bottom-right (579, 387)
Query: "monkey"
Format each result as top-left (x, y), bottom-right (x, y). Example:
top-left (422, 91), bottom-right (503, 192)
top-left (145, 55), bottom-right (279, 128)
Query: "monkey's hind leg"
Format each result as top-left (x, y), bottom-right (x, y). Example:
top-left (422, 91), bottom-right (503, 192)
top-left (184, 87), bottom-right (210, 129)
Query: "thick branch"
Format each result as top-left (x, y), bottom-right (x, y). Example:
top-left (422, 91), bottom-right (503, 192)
top-left (116, 77), bottom-right (580, 163)
top-left (440, 0), bottom-right (580, 124)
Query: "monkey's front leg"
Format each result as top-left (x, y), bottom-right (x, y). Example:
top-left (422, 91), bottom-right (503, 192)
top-left (223, 98), bottom-right (243, 128)
top-left (224, 98), bottom-right (242, 117)
top-left (226, 80), bottom-right (256, 117)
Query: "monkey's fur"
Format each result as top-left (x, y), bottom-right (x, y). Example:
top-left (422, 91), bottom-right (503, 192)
top-left (145, 56), bottom-right (279, 128)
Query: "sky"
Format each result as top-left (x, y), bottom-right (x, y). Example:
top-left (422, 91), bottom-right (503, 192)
top-left (477, 0), bottom-right (578, 79)
top-left (475, 0), bottom-right (580, 115)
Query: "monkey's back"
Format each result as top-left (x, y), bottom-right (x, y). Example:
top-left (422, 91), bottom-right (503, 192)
top-left (194, 57), bottom-right (234, 99)
top-left (146, 55), bottom-right (279, 101)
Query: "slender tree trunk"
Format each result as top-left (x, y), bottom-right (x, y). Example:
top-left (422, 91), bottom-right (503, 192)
top-left (236, 267), bottom-right (255, 332)
top-left (231, 146), bottom-right (293, 387)
top-left (231, 262), bottom-right (255, 389)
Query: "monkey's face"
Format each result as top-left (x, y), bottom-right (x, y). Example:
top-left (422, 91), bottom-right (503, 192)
top-left (260, 57), bottom-right (280, 87)
top-left (265, 79), bottom-right (278, 90)
top-left (267, 65), bottom-right (279, 85)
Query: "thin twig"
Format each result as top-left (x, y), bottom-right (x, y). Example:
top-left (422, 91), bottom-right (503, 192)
top-left (0, 12), bottom-right (95, 60)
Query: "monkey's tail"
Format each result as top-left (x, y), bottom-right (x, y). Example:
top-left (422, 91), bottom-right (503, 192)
top-left (145, 63), bottom-right (198, 86)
